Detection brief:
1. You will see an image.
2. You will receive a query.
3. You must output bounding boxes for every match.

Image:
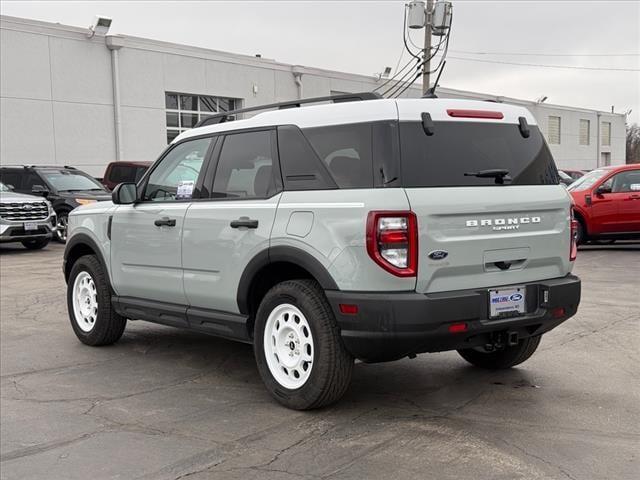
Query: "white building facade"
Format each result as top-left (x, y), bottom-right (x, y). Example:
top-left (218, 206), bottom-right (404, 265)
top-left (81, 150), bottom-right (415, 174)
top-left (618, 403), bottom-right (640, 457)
top-left (1, 15), bottom-right (627, 176)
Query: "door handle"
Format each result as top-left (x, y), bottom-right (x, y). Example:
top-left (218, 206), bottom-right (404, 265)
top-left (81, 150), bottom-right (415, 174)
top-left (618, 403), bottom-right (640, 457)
top-left (230, 217), bottom-right (259, 229)
top-left (154, 217), bottom-right (176, 227)
top-left (630, 194), bottom-right (640, 200)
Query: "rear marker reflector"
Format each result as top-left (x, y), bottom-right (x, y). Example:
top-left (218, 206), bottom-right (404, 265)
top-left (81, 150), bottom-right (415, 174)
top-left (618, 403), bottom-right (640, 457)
top-left (448, 323), bottom-right (468, 333)
top-left (339, 304), bottom-right (359, 315)
top-left (446, 109), bottom-right (504, 119)
top-left (551, 307), bottom-right (565, 318)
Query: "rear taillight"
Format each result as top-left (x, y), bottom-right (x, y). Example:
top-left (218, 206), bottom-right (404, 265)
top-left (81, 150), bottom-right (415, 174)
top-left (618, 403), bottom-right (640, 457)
top-left (366, 211), bottom-right (418, 277)
top-left (570, 208), bottom-right (578, 261)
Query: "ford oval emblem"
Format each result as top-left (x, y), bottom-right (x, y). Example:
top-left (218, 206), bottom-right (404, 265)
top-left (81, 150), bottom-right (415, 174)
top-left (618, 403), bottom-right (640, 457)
top-left (428, 250), bottom-right (448, 260)
top-left (510, 293), bottom-right (523, 301)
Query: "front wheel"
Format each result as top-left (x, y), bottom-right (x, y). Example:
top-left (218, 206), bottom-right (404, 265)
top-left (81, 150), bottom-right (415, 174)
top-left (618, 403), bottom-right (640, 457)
top-left (457, 335), bottom-right (541, 369)
top-left (254, 280), bottom-right (354, 410)
top-left (54, 211), bottom-right (69, 243)
top-left (67, 255), bottom-right (126, 346)
top-left (21, 237), bottom-right (50, 250)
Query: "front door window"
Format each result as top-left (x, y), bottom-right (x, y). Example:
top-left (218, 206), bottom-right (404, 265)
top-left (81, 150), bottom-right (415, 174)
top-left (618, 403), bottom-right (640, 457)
top-left (144, 137), bottom-right (212, 202)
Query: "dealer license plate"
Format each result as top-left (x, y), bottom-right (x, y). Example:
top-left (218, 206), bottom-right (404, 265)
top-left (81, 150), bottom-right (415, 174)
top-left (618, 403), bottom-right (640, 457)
top-left (489, 286), bottom-right (525, 318)
top-left (24, 222), bottom-right (38, 231)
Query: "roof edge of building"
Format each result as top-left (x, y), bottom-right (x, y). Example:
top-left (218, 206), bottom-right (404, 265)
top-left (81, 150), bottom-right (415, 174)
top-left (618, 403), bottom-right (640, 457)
top-left (0, 14), bottom-right (628, 119)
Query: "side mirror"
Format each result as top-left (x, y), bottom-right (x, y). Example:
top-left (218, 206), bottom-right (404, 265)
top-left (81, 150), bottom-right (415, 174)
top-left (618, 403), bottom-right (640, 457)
top-left (31, 184), bottom-right (49, 197)
top-left (595, 184), bottom-right (611, 196)
top-left (112, 182), bottom-right (137, 204)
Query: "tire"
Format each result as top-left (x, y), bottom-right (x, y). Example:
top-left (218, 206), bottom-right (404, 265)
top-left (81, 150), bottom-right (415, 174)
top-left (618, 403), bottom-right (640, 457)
top-left (457, 335), bottom-right (542, 370)
top-left (54, 211), bottom-right (69, 243)
top-left (254, 279), bottom-right (354, 410)
top-left (21, 237), bottom-right (50, 250)
top-left (67, 255), bottom-right (126, 346)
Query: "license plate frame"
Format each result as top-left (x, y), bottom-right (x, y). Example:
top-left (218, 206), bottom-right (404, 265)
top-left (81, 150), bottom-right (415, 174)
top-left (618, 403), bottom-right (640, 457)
top-left (23, 222), bottom-right (38, 231)
top-left (489, 286), bottom-right (526, 318)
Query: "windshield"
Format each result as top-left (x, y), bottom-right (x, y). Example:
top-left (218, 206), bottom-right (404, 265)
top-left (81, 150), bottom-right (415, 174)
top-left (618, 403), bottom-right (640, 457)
top-left (399, 122), bottom-right (559, 187)
top-left (41, 170), bottom-right (106, 192)
top-left (567, 169), bottom-right (608, 191)
top-left (0, 182), bottom-right (9, 192)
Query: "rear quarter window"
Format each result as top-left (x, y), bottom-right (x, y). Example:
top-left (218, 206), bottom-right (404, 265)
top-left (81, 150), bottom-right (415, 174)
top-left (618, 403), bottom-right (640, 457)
top-left (303, 123), bottom-right (374, 189)
top-left (399, 121), bottom-right (559, 187)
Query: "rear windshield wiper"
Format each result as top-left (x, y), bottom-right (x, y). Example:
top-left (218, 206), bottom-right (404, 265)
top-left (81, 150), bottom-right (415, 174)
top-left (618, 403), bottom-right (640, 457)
top-left (464, 169), bottom-right (511, 185)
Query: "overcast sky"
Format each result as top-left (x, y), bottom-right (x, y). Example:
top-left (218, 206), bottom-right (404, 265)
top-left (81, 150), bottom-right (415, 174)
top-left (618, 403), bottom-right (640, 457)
top-left (2, 0), bottom-right (639, 123)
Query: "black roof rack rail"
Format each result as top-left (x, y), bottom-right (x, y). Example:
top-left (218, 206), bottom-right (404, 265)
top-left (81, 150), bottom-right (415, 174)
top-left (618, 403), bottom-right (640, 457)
top-left (194, 91), bottom-right (383, 128)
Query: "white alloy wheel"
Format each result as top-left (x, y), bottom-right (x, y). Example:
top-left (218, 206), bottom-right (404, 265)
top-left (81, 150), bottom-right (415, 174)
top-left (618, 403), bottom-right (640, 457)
top-left (72, 271), bottom-right (98, 332)
top-left (263, 303), bottom-right (314, 389)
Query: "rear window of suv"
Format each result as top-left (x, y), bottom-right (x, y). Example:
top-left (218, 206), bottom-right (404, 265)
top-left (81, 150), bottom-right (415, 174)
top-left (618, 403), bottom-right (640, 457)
top-left (399, 121), bottom-right (559, 187)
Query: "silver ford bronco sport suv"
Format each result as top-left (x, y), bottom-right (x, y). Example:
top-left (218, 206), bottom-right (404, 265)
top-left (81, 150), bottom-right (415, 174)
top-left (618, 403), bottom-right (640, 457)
top-left (64, 93), bottom-right (581, 410)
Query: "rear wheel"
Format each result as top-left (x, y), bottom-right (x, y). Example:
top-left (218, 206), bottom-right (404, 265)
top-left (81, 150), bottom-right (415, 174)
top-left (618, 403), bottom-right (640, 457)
top-left (67, 255), bottom-right (126, 346)
top-left (254, 280), bottom-right (353, 410)
top-left (21, 237), bottom-right (50, 250)
top-left (457, 335), bottom-right (541, 369)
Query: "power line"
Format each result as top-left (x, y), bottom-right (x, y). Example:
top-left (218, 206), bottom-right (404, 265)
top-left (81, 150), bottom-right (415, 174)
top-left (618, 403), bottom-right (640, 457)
top-left (450, 49), bottom-right (640, 57)
top-left (374, 56), bottom-right (416, 93)
top-left (447, 56), bottom-right (640, 72)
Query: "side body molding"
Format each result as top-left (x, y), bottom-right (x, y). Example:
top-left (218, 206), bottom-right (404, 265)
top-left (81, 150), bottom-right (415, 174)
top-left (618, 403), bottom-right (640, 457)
top-left (63, 233), bottom-right (112, 288)
top-left (236, 246), bottom-right (339, 315)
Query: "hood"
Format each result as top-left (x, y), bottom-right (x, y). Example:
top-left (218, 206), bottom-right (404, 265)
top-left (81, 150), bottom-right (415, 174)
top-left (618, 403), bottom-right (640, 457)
top-left (0, 191), bottom-right (49, 203)
top-left (60, 191), bottom-right (112, 202)
top-left (71, 200), bottom-right (116, 216)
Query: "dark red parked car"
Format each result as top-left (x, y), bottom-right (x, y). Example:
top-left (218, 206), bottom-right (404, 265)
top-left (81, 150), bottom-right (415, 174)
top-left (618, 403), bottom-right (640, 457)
top-left (101, 161), bottom-right (152, 191)
top-left (568, 164), bottom-right (640, 244)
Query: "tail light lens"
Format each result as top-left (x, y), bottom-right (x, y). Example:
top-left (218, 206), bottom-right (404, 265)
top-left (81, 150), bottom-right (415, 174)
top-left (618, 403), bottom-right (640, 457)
top-left (570, 208), bottom-right (578, 261)
top-left (366, 211), bottom-right (418, 277)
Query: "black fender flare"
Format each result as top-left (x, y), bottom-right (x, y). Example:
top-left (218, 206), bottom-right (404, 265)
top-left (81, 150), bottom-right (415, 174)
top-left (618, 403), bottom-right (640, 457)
top-left (236, 245), bottom-right (339, 315)
top-left (63, 233), bottom-right (111, 288)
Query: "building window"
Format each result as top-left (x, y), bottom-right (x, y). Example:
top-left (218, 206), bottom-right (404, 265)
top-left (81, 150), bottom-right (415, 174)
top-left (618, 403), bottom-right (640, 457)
top-left (579, 119), bottom-right (590, 146)
top-left (601, 152), bottom-right (611, 166)
top-left (548, 116), bottom-right (561, 144)
top-left (165, 92), bottom-right (240, 144)
top-left (601, 121), bottom-right (611, 146)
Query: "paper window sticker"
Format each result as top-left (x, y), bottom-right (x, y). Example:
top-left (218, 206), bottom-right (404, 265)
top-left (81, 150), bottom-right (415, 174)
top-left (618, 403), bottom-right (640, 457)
top-left (176, 180), bottom-right (195, 199)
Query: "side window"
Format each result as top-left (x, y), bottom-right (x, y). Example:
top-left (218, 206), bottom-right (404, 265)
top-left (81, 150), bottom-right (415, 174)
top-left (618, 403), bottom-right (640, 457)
top-left (303, 123), bottom-right (374, 188)
top-left (277, 126), bottom-right (336, 191)
top-left (22, 172), bottom-right (44, 191)
top-left (212, 130), bottom-right (276, 199)
top-left (612, 170), bottom-right (640, 193)
top-left (134, 167), bottom-right (148, 183)
top-left (144, 137), bottom-right (212, 202)
top-left (0, 169), bottom-right (24, 190)
top-left (109, 165), bottom-right (136, 184)
top-left (599, 177), bottom-right (613, 193)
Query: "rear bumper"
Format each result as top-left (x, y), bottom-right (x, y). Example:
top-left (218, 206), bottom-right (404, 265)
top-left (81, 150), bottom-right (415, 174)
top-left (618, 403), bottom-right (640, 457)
top-left (326, 274), bottom-right (581, 362)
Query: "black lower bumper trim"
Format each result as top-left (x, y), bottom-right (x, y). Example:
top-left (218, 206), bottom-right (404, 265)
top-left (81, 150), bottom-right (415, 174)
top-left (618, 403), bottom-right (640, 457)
top-left (326, 274), bottom-right (581, 363)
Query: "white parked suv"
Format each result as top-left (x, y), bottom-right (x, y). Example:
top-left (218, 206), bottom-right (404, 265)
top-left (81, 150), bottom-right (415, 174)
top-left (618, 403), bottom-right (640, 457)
top-left (64, 92), bottom-right (581, 409)
top-left (0, 181), bottom-right (56, 249)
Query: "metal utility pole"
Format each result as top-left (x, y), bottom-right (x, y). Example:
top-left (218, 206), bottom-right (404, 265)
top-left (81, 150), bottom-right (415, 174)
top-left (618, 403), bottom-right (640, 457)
top-left (422, 0), bottom-right (434, 95)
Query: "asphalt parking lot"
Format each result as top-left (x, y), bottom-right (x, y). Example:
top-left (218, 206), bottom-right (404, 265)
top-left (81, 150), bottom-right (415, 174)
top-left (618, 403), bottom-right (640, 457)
top-left (1, 242), bottom-right (638, 480)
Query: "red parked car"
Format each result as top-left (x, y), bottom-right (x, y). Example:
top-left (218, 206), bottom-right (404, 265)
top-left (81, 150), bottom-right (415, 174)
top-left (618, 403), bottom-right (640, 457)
top-left (101, 161), bottom-right (152, 191)
top-left (568, 164), bottom-right (640, 244)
